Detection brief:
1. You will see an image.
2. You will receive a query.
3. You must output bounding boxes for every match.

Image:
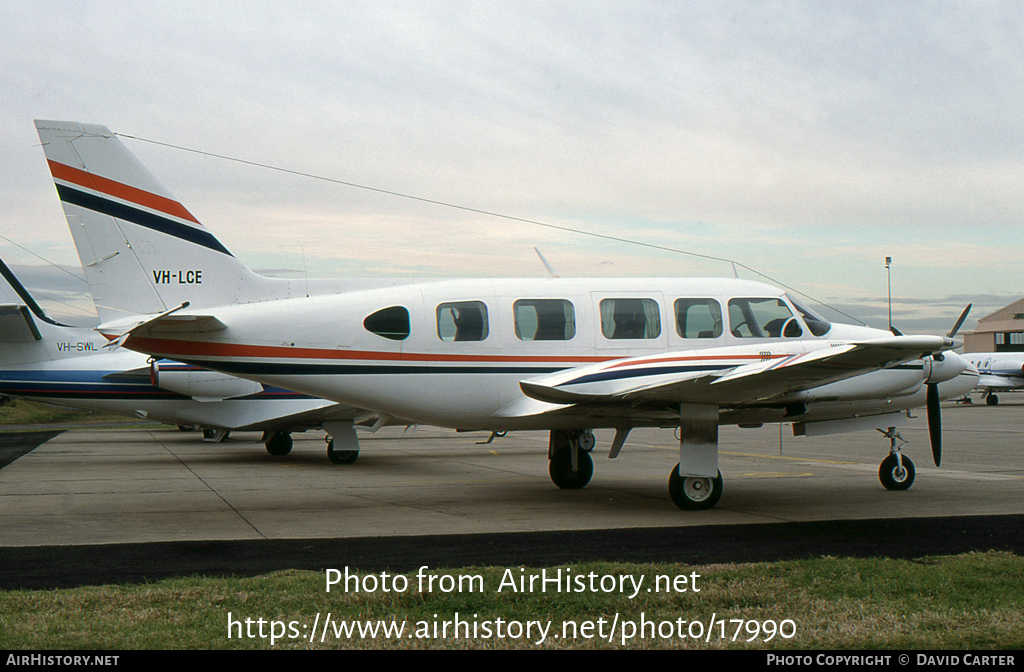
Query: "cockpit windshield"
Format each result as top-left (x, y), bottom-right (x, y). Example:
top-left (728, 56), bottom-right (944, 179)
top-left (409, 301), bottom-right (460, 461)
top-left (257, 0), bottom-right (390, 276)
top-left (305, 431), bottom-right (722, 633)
top-left (786, 294), bottom-right (832, 337)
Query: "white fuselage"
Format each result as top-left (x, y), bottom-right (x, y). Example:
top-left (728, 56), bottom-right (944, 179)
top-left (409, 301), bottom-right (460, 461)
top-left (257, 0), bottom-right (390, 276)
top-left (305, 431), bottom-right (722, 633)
top-left (962, 353), bottom-right (1024, 393)
top-left (117, 276), bottom-right (978, 431)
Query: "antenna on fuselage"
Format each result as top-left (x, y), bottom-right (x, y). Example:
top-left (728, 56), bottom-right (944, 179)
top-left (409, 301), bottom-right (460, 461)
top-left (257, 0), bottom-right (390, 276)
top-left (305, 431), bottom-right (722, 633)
top-left (534, 247), bottom-right (559, 278)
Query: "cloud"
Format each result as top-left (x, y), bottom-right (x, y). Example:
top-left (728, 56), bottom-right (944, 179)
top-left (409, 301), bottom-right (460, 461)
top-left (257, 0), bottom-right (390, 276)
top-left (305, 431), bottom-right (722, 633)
top-left (1, 1), bottom-right (1021, 319)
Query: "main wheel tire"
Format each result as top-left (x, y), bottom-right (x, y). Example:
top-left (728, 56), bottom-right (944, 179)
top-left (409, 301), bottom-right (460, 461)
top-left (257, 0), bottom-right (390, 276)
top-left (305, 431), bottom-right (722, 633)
top-left (549, 446), bottom-right (594, 489)
top-left (327, 439), bottom-right (359, 465)
top-left (265, 432), bottom-right (293, 456)
top-left (879, 453), bottom-right (915, 491)
top-left (987, 394), bottom-right (1000, 406)
top-left (668, 465), bottom-right (723, 510)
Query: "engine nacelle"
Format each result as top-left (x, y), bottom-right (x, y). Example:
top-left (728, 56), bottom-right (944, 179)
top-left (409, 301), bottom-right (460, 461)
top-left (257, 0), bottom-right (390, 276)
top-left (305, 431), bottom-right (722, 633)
top-left (923, 352), bottom-right (967, 384)
top-left (786, 366), bottom-right (925, 403)
top-left (151, 360), bottom-right (263, 402)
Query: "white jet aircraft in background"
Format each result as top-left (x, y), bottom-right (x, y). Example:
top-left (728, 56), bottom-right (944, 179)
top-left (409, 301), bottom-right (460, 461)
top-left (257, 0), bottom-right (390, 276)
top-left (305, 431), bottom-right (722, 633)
top-left (961, 353), bottom-right (1024, 405)
top-left (35, 120), bottom-right (979, 510)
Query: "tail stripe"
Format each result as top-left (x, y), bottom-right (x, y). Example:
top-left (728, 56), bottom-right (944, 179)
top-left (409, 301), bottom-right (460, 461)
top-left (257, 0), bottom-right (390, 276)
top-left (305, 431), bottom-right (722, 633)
top-left (55, 184), bottom-right (233, 257)
top-left (48, 160), bottom-right (201, 224)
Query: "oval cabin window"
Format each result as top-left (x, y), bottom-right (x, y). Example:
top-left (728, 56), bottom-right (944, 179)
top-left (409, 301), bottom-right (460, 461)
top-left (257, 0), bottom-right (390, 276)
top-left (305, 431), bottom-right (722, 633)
top-left (363, 306), bottom-right (411, 341)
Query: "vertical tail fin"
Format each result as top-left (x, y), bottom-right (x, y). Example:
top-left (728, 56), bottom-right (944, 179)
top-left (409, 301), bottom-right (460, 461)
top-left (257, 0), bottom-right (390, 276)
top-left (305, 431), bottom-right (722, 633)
top-left (34, 120), bottom-right (297, 322)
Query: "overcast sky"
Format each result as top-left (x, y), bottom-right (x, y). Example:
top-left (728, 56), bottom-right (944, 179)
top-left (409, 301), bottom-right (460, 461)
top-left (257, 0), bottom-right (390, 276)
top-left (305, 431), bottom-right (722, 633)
top-left (1, 1), bottom-right (1021, 334)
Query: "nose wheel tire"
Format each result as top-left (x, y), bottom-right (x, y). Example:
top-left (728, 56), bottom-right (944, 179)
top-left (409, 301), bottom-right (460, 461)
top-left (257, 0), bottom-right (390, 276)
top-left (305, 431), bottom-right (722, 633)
top-left (668, 465), bottom-right (723, 510)
top-left (879, 453), bottom-right (915, 491)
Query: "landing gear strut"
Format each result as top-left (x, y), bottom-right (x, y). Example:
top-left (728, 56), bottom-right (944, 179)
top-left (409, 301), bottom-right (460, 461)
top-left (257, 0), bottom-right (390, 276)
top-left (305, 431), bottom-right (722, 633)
top-left (877, 427), bottom-right (915, 491)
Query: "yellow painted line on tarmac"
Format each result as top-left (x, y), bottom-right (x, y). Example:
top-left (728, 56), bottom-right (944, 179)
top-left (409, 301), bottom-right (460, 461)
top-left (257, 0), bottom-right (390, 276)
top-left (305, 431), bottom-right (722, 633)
top-left (639, 442), bottom-right (861, 466)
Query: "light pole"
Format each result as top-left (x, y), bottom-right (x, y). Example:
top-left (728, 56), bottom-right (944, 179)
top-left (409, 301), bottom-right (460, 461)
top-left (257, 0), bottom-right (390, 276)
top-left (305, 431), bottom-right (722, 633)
top-left (885, 256), bottom-right (892, 333)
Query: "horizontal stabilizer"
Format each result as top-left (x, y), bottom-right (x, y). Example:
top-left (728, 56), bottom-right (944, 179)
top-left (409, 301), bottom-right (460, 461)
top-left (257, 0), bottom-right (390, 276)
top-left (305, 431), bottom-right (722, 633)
top-left (0, 304), bottom-right (42, 342)
top-left (139, 314), bottom-right (228, 335)
top-left (98, 303), bottom-right (227, 345)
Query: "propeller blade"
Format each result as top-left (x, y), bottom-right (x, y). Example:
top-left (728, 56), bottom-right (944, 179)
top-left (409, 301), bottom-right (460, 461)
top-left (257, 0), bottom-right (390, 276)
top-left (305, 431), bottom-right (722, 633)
top-left (947, 303), bottom-right (972, 339)
top-left (926, 383), bottom-right (942, 467)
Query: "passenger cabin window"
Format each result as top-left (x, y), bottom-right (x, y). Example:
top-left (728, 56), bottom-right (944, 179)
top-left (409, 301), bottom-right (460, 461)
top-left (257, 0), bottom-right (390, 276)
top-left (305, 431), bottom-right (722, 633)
top-left (437, 301), bottom-right (489, 342)
top-left (674, 298), bottom-right (723, 339)
top-left (728, 298), bottom-right (803, 338)
top-left (363, 306), bottom-right (410, 341)
top-left (600, 298), bottom-right (661, 339)
top-left (514, 299), bottom-right (576, 341)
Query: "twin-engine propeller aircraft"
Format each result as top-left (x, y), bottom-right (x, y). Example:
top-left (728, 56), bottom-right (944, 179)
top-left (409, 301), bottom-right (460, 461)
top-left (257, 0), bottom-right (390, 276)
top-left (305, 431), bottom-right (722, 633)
top-left (35, 120), bottom-right (979, 509)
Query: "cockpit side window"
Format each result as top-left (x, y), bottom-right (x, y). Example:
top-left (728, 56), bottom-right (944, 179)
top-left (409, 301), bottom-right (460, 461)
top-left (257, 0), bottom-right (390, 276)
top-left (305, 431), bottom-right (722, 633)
top-left (728, 298), bottom-right (802, 338)
top-left (786, 294), bottom-right (832, 337)
top-left (674, 298), bottom-right (723, 338)
top-left (437, 301), bottom-right (489, 342)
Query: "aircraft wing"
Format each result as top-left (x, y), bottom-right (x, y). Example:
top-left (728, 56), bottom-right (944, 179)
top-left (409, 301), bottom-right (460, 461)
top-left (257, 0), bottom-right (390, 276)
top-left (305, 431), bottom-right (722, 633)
top-left (977, 373), bottom-right (1024, 390)
top-left (508, 335), bottom-right (955, 417)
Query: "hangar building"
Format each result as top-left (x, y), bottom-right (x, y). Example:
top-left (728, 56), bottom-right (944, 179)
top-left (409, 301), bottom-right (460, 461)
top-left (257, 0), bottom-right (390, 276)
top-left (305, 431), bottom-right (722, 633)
top-left (963, 298), bottom-right (1024, 353)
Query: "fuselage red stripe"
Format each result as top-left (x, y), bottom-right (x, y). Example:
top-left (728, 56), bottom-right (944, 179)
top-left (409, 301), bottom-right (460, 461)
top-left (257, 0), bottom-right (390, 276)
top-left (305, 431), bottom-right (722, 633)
top-left (126, 336), bottom-right (613, 365)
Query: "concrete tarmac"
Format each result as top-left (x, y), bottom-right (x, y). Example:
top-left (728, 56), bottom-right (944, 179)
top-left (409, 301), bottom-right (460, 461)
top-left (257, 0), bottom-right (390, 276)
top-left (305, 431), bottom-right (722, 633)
top-left (1, 400), bottom-right (1022, 547)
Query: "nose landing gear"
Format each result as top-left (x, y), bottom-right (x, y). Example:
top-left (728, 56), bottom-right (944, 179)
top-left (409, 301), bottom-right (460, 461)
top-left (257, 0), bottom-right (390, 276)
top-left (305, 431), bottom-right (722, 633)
top-left (877, 427), bottom-right (916, 491)
top-left (548, 429), bottom-right (595, 489)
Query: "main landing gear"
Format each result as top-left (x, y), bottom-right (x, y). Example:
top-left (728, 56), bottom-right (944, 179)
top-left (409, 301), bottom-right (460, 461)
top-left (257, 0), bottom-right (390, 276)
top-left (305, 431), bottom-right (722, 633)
top-left (324, 421), bottom-right (360, 465)
top-left (876, 427), bottom-right (915, 491)
top-left (546, 424), bottom-right (726, 510)
top-left (668, 466), bottom-right (724, 510)
top-left (327, 436), bottom-right (359, 465)
top-left (548, 429), bottom-right (595, 489)
top-left (264, 431), bottom-right (293, 456)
